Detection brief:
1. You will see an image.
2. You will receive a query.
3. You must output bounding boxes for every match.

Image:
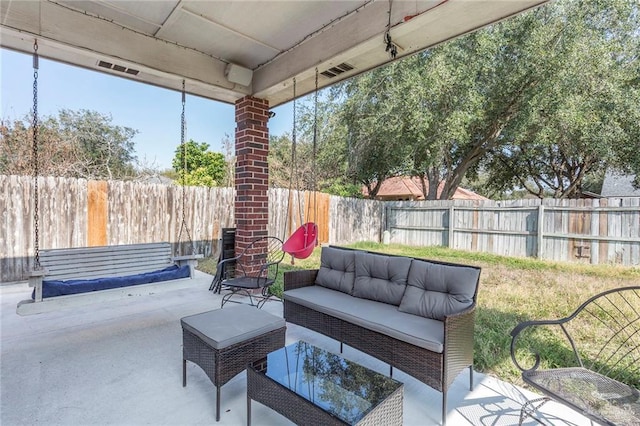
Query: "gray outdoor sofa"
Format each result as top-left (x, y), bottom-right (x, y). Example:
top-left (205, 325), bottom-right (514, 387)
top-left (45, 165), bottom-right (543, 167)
top-left (283, 246), bottom-right (481, 425)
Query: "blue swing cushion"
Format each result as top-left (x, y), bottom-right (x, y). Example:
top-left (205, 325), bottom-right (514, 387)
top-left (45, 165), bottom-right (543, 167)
top-left (34, 264), bottom-right (191, 299)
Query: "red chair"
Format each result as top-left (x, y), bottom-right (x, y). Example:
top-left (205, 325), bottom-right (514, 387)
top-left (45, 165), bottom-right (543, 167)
top-left (282, 222), bottom-right (318, 259)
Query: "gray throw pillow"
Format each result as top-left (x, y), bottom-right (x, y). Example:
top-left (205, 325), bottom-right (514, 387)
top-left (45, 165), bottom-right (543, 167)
top-left (352, 252), bottom-right (411, 305)
top-left (315, 247), bottom-right (356, 294)
top-left (399, 259), bottom-right (479, 320)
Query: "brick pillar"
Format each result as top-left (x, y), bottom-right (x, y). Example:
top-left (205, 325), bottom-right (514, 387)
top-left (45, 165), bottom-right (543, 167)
top-left (235, 96), bottom-right (269, 274)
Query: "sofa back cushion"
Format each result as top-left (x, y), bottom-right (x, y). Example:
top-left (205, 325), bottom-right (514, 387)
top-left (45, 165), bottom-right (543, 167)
top-left (352, 251), bottom-right (411, 305)
top-left (399, 259), bottom-right (480, 320)
top-left (315, 246), bottom-right (356, 294)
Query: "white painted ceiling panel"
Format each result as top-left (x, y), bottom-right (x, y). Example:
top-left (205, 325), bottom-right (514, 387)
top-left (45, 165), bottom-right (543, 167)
top-left (0, 0), bottom-right (550, 107)
top-left (56, 0), bottom-right (169, 35)
top-left (184, 1), bottom-right (365, 51)
top-left (159, 9), bottom-right (275, 67)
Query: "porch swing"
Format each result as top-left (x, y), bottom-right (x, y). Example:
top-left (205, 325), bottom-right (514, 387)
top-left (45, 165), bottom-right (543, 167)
top-left (16, 50), bottom-right (201, 316)
top-left (281, 71), bottom-right (320, 260)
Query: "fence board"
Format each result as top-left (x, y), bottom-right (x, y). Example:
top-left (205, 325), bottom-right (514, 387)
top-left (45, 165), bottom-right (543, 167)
top-left (2, 174), bottom-right (639, 283)
top-left (88, 180), bottom-right (108, 246)
top-left (385, 197), bottom-right (640, 267)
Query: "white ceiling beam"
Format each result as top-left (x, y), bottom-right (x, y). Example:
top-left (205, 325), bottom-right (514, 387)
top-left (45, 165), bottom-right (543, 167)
top-left (0, 0), bottom-right (248, 100)
top-left (1, 0), bottom-right (550, 108)
top-left (253, 0), bottom-right (549, 106)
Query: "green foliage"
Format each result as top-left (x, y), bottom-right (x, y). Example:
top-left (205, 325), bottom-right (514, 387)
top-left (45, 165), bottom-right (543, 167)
top-left (268, 133), bottom-right (304, 189)
top-left (1, 109), bottom-right (138, 179)
top-left (322, 181), bottom-right (364, 198)
top-left (337, 65), bottom-right (412, 197)
top-left (58, 109), bottom-right (138, 179)
top-left (172, 140), bottom-right (226, 187)
top-left (482, 0), bottom-right (640, 198)
top-left (269, 104), bottom-right (357, 195)
top-left (294, 0), bottom-right (639, 199)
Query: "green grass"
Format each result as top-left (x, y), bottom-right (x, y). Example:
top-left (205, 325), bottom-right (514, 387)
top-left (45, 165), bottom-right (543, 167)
top-left (197, 243), bottom-right (640, 387)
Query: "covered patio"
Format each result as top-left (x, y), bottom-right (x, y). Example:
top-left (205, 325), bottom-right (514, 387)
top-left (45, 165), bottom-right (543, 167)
top-left (1, 1), bottom-right (586, 425)
top-left (1, 272), bottom-right (591, 425)
top-left (1, 0), bottom-right (549, 253)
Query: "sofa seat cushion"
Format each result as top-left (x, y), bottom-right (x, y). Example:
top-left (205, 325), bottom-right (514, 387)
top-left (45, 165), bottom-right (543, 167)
top-left (399, 259), bottom-right (479, 320)
top-left (284, 286), bottom-right (444, 353)
top-left (315, 246), bottom-right (356, 294)
top-left (352, 251), bottom-right (411, 306)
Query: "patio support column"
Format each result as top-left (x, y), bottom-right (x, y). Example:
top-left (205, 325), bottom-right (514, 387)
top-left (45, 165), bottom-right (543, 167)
top-left (234, 95), bottom-right (270, 274)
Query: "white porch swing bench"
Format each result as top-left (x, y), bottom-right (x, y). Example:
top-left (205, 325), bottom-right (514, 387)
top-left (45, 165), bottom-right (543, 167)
top-left (17, 56), bottom-right (203, 316)
top-left (17, 242), bottom-right (201, 316)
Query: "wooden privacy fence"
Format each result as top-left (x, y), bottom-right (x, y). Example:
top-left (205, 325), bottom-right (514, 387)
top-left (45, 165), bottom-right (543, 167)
top-left (2, 175), bottom-right (639, 282)
top-left (0, 175), bottom-right (235, 282)
top-left (0, 176), bottom-right (339, 282)
top-left (386, 198), bottom-right (640, 266)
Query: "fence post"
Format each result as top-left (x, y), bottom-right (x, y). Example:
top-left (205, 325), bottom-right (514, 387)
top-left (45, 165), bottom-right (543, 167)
top-left (448, 205), bottom-right (455, 248)
top-left (381, 203), bottom-right (388, 243)
top-left (537, 204), bottom-right (545, 258)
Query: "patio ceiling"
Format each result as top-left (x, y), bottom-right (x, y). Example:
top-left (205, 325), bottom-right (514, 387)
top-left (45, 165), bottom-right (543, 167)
top-left (0, 0), bottom-right (548, 108)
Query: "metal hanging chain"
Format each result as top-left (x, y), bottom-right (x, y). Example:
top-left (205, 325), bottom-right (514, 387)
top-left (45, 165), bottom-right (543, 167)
top-left (285, 78), bottom-right (303, 238)
top-left (384, 0), bottom-right (397, 59)
top-left (177, 79), bottom-right (194, 255)
top-left (294, 79), bottom-right (304, 229)
top-left (32, 40), bottom-right (41, 269)
top-left (307, 68), bottom-right (319, 227)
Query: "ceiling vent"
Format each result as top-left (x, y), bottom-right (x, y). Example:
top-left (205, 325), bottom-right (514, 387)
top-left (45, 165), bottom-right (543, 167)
top-left (97, 60), bottom-right (140, 76)
top-left (320, 62), bottom-right (354, 79)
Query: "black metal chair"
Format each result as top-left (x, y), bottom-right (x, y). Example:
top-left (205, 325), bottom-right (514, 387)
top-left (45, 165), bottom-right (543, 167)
top-left (210, 236), bottom-right (285, 308)
top-left (510, 286), bottom-right (640, 425)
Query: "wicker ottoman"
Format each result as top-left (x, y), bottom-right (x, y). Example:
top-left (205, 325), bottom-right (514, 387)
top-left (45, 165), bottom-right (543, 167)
top-left (181, 305), bottom-right (286, 421)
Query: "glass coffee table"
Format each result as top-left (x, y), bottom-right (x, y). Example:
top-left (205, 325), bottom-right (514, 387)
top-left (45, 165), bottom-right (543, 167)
top-left (247, 341), bottom-right (403, 425)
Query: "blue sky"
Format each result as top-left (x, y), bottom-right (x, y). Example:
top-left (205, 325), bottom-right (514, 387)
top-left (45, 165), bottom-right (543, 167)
top-left (0, 48), bottom-right (293, 171)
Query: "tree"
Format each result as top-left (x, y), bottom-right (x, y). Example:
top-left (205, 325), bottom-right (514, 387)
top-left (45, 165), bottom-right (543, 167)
top-left (1, 116), bottom-right (76, 176)
top-left (57, 109), bottom-right (138, 179)
top-left (338, 65), bottom-right (412, 198)
top-left (481, 0), bottom-right (640, 198)
top-left (269, 93), bottom-right (365, 197)
top-left (296, 0), bottom-right (639, 200)
top-left (268, 133), bottom-right (296, 189)
top-left (304, 20), bottom-right (543, 200)
top-left (1, 109), bottom-right (138, 179)
top-left (172, 140), bottom-right (226, 187)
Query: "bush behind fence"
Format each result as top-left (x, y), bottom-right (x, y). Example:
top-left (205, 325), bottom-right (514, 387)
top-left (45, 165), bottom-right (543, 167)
top-left (1, 175), bottom-right (638, 282)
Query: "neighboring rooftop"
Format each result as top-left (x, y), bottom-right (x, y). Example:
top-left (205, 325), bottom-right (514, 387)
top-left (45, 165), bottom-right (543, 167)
top-left (601, 170), bottom-right (640, 197)
top-left (363, 176), bottom-right (488, 201)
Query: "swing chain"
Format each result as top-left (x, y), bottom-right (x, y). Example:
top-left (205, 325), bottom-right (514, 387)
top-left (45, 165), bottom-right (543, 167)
top-left (310, 68), bottom-right (319, 227)
top-left (384, 0), bottom-right (397, 59)
top-left (313, 68), bottom-right (318, 194)
top-left (32, 40), bottom-right (41, 269)
top-left (293, 78), bottom-right (304, 228)
top-left (178, 80), bottom-right (194, 255)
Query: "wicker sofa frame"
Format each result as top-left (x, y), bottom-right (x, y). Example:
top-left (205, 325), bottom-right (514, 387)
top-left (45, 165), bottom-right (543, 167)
top-left (510, 286), bottom-right (640, 425)
top-left (283, 252), bottom-right (481, 426)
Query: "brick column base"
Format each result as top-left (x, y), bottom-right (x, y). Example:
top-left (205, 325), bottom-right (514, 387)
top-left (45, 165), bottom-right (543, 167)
top-left (235, 96), bottom-right (269, 275)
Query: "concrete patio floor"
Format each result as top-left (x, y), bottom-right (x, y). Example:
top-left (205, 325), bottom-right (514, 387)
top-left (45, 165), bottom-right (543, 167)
top-left (1, 271), bottom-right (591, 426)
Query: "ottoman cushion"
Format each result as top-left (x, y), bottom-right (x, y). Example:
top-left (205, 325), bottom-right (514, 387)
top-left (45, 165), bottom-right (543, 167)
top-left (181, 304), bottom-right (285, 350)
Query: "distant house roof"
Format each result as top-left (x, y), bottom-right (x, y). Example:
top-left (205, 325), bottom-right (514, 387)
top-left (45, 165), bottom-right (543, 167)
top-left (362, 176), bottom-right (488, 201)
top-left (601, 170), bottom-right (640, 197)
